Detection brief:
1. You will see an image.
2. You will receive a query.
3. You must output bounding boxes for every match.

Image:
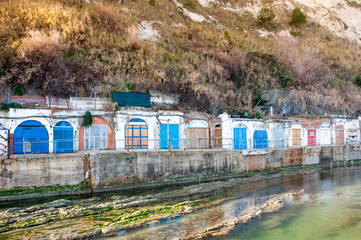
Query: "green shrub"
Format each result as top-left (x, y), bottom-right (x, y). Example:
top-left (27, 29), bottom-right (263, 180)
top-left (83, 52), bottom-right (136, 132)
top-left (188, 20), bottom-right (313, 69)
top-left (148, 0), bottom-right (156, 6)
top-left (1, 102), bottom-right (22, 111)
top-left (12, 85), bottom-right (25, 96)
top-left (289, 7), bottom-right (307, 25)
top-left (253, 92), bottom-right (268, 106)
top-left (184, 0), bottom-right (196, 9)
top-left (126, 83), bottom-right (136, 91)
top-left (176, 6), bottom-right (184, 14)
top-left (355, 75), bottom-right (361, 87)
top-left (256, 7), bottom-right (276, 29)
top-left (83, 111), bottom-right (93, 127)
top-left (289, 30), bottom-right (302, 36)
top-left (255, 112), bottom-right (262, 119)
top-left (224, 30), bottom-right (233, 46)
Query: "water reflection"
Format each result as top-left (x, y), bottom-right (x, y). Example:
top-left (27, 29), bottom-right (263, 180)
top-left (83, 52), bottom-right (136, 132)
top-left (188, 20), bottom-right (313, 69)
top-left (103, 167), bottom-right (361, 240)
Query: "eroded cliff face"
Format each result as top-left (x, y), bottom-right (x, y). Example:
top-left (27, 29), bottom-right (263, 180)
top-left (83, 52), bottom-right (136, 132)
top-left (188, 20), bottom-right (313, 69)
top-left (194, 0), bottom-right (361, 45)
top-left (1, 0), bottom-right (360, 115)
top-left (291, 0), bottom-right (361, 45)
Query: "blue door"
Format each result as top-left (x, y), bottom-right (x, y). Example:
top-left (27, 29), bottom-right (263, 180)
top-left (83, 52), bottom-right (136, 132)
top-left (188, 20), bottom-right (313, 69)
top-left (54, 121), bottom-right (73, 153)
top-left (253, 126), bottom-right (268, 149)
top-left (160, 124), bottom-right (179, 149)
top-left (234, 126), bottom-right (247, 149)
top-left (14, 120), bottom-right (49, 154)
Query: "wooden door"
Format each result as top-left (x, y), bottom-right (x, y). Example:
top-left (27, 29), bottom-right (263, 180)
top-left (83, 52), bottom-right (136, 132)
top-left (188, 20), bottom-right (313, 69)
top-left (335, 126), bottom-right (344, 145)
top-left (292, 129), bottom-right (301, 146)
top-left (213, 126), bottom-right (222, 148)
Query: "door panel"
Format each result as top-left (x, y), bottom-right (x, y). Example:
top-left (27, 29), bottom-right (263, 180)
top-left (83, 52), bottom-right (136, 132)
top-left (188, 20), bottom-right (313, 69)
top-left (292, 129), bottom-right (301, 146)
top-left (234, 127), bottom-right (247, 149)
top-left (160, 124), bottom-right (179, 149)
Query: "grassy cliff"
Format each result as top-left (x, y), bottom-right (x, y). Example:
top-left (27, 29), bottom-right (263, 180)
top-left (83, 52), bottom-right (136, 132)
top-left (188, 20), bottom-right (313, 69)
top-left (0, 0), bottom-right (360, 115)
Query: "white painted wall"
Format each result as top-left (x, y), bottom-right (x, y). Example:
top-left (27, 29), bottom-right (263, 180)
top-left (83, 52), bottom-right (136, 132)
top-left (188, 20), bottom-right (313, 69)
top-left (114, 110), bottom-right (187, 150)
top-left (318, 121), bottom-right (331, 145)
top-left (115, 110), bottom-right (158, 150)
top-left (220, 113), bottom-right (277, 149)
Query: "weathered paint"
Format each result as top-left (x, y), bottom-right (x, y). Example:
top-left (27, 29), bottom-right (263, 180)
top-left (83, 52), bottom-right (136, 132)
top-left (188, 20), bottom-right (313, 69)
top-left (13, 120), bottom-right (49, 154)
top-left (0, 153), bottom-right (85, 190)
top-left (234, 125), bottom-right (247, 149)
top-left (79, 117), bottom-right (114, 150)
top-left (335, 125), bottom-right (345, 145)
top-left (2, 145), bottom-right (361, 193)
top-left (125, 118), bottom-right (148, 149)
top-left (308, 129), bottom-right (316, 146)
top-left (273, 125), bottom-right (285, 148)
top-left (160, 124), bottom-right (179, 149)
top-left (54, 121), bottom-right (74, 153)
top-left (253, 126), bottom-right (268, 149)
top-left (186, 120), bottom-right (210, 149)
top-left (319, 122), bottom-right (331, 145)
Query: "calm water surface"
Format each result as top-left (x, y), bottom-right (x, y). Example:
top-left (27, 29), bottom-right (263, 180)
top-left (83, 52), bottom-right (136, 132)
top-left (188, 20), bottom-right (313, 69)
top-left (105, 166), bottom-right (361, 240)
top-left (2, 166), bottom-right (361, 240)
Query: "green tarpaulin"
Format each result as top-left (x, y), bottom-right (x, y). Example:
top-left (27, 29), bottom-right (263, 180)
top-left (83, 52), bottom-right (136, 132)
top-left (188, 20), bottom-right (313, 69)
top-left (113, 92), bottom-right (151, 107)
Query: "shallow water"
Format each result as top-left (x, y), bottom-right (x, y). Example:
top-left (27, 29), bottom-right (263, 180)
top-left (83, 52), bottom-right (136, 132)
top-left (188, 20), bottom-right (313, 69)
top-left (2, 166), bottom-right (361, 240)
top-left (219, 168), bottom-right (361, 240)
top-left (103, 166), bottom-right (361, 239)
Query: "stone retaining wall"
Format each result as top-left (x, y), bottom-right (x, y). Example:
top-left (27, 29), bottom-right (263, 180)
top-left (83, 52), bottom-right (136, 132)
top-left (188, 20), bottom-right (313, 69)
top-left (1, 145), bottom-right (361, 192)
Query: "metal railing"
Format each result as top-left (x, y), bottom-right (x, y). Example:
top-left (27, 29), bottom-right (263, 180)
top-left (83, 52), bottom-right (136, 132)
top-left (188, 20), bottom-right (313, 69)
top-left (6, 136), bottom-right (360, 156)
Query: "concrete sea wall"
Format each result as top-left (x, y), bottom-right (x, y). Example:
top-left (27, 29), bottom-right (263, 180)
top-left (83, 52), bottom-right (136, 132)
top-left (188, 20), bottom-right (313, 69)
top-left (0, 153), bottom-right (84, 190)
top-left (1, 146), bottom-right (361, 194)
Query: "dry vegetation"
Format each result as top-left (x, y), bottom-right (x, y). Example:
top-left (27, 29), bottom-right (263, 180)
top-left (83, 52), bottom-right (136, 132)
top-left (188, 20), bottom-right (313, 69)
top-left (0, 0), bottom-right (361, 116)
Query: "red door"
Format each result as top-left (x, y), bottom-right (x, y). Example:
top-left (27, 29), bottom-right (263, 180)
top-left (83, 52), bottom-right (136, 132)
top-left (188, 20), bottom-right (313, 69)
top-left (308, 129), bottom-right (316, 146)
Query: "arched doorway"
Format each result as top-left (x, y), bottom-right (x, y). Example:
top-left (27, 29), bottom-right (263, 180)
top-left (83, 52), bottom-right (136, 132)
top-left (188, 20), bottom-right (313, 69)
top-left (14, 120), bottom-right (49, 154)
top-left (80, 117), bottom-right (113, 150)
top-left (125, 118), bottom-right (148, 149)
top-left (320, 122), bottom-right (331, 145)
top-left (273, 125), bottom-right (285, 148)
top-left (335, 125), bottom-right (344, 145)
top-left (253, 126), bottom-right (268, 149)
top-left (213, 124), bottom-right (222, 149)
top-left (234, 124), bottom-right (247, 149)
top-left (54, 121), bottom-right (73, 153)
top-left (186, 120), bottom-right (209, 149)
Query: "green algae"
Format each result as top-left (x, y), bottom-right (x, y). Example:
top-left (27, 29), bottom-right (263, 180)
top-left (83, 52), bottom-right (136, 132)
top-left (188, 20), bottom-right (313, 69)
top-left (0, 183), bottom-right (87, 197)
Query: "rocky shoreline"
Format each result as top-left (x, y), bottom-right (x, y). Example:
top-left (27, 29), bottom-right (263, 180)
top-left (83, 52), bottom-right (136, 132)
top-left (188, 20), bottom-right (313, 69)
top-left (0, 168), bottom-right (318, 239)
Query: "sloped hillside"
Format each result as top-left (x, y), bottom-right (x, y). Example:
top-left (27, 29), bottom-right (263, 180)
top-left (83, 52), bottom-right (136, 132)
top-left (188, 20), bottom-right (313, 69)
top-left (0, 0), bottom-right (360, 116)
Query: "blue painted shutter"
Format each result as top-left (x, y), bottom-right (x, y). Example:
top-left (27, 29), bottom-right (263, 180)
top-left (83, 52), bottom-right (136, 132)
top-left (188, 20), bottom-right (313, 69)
top-left (253, 130), bottom-right (268, 149)
top-left (234, 127), bottom-right (247, 149)
top-left (160, 124), bottom-right (179, 149)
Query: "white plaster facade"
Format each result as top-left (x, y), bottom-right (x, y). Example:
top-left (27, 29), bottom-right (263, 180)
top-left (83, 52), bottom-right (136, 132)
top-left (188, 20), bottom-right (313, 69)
top-left (219, 113), bottom-right (276, 150)
top-left (332, 118), bottom-right (360, 145)
top-left (0, 108), bottom-right (360, 155)
top-left (114, 110), bottom-right (186, 150)
top-left (0, 108), bottom-right (113, 153)
top-left (318, 121), bottom-right (332, 145)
